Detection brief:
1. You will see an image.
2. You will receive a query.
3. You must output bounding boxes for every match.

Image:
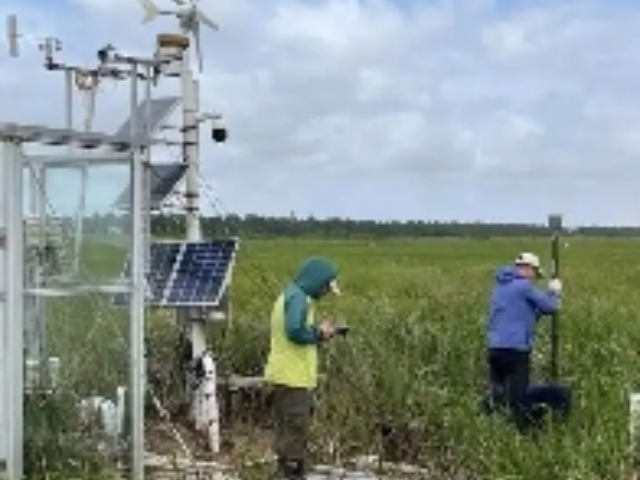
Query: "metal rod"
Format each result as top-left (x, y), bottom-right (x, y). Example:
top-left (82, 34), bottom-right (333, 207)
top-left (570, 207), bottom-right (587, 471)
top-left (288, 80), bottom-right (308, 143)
top-left (4, 140), bottom-right (25, 480)
top-left (128, 63), bottom-right (145, 480)
top-left (547, 214), bottom-right (562, 381)
top-left (25, 164), bottom-right (45, 389)
top-left (37, 166), bottom-right (48, 379)
top-left (65, 69), bottom-right (73, 133)
top-left (143, 66), bottom-right (152, 271)
top-left (25, 153), bottom-right (132, 168)
top-left (0, 142), bottom-right (7, 471)
top-left (182, 54), bottom-right (201, 241)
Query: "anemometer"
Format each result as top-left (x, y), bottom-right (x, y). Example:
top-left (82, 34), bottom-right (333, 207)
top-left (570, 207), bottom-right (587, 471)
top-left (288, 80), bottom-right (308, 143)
top-left (4, 0), bottom-right (228, 144)
top-left (139, 0), bottom-right (218, 72)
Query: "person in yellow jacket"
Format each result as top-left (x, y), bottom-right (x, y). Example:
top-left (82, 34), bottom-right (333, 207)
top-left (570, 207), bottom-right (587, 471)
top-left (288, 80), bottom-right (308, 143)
top-left (264, 257), bottom-right (341, 479)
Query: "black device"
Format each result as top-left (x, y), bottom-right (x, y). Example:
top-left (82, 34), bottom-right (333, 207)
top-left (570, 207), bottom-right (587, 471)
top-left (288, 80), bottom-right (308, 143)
top-left (547, 213), bottom-right (562, 381)
top-left (334, 324), bottom-right (350, 336)
top-left (211, 117), bottom-right (228, 143)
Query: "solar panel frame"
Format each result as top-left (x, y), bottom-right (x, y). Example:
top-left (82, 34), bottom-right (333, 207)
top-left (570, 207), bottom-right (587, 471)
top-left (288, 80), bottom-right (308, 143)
top-left (162, 239), bottom-right (240, 307)
top-left (113, 96), bottom-right (181, 143)
top-left (112, 240), bottom-right (184, 306)
top-left (112, 238), bottom-right (240, 308)
top-left (112, 162), bottom-right (188, 211)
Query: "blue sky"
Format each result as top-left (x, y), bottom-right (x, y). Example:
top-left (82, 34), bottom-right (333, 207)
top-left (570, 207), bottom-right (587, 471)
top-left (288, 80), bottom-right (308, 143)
top-left (3, 0), bottom-right (640, 226)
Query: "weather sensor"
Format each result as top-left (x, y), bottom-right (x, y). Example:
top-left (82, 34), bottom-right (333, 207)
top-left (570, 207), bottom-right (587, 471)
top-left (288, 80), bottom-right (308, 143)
top-left (137, 0), bottom-right (217, 72)
top-left (6, 14), bottom-right (18, 57)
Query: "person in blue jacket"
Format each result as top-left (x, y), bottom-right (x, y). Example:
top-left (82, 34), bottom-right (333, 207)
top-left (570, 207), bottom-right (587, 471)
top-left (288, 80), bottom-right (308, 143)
top-left (484, 252), bottom-right (563, 428)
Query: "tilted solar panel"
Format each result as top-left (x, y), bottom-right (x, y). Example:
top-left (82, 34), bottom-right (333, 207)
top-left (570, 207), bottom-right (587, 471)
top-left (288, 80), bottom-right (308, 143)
top-left (164, 239), bottom-right (239, 307)
top-left (112, 239), bottom-right (239, 308)
top-left (112, 162), bottom-right (188, 211)
top-left (112, 241), bottom-right (183, 306)
top-left (146, 242), bottom-right (183, 302)
top-left (114, 96), bottom-right (180, 143)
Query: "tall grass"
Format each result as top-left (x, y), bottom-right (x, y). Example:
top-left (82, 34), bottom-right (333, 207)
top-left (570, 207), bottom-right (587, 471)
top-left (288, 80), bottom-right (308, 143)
top-left (35, 237), bottom-right (639, 479)
top-left (227, 237), bottom-right (638, 479)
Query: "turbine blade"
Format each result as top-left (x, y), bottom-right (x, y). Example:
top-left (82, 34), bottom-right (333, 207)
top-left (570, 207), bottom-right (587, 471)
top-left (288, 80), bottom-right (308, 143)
top-left (138, 0), bottom-right (160, 23)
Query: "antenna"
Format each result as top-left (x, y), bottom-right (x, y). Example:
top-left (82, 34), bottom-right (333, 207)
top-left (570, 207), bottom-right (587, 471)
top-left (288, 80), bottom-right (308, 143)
top-left (6, 14), bottom-right (19, 57)
top-left (136, 0), bottom-right (218, 72)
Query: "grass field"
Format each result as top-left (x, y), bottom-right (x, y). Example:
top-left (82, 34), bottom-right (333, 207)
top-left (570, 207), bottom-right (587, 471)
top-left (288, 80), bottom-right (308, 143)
top-left (34, 236), bottom-right (640, 479)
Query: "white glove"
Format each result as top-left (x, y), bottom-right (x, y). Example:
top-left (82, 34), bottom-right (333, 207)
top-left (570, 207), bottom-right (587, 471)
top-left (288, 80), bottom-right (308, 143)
top-left (548, 278), bottom-right (562, 294)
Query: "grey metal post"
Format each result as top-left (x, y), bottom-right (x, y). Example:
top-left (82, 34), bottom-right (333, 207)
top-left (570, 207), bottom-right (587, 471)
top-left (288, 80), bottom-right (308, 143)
top-left (36, 165), bottom-right (49, 385)
top-left (128, 64), bottom-right (146, 480)
top-left (181, 54), bottom-right (201, 242)
top-left (4, 139), bottom-right (25, 480)
top-left (143, 66), bottom-right (152, 271)
top-left (0, 142), bottom-right (8, 471)
top-left (65, 69), bottom-right (74, 132)
top-left (179, 43), bottom-right (207, 411)
top-left (25, 163), bottom-right (45, 389)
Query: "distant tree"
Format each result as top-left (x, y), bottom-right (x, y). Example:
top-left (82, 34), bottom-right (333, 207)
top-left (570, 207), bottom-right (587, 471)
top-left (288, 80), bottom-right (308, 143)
top-left (76, 212), bottom-right (639, 239)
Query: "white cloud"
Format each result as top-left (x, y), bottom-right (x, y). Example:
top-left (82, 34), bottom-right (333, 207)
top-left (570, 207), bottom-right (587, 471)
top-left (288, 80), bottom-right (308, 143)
top-left (2, 0), bottom-right (640, 225)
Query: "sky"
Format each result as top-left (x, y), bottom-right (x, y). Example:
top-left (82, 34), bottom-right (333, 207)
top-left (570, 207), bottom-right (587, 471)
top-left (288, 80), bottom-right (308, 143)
top-left (2, 0), bottom-right (640, 226)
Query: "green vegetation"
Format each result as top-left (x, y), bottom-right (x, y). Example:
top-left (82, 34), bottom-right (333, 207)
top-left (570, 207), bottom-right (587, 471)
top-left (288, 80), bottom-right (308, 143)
top-left (30, 236), bottom-right (640, 479)
top-left (85, 212), bottom-right (639, 239)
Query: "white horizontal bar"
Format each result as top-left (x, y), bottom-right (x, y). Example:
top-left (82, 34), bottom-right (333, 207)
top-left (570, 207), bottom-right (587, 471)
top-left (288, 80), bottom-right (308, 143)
top-left (25, 153), bottom-right (131, 168)
top-left (25, 284), bottom-right (131, 297)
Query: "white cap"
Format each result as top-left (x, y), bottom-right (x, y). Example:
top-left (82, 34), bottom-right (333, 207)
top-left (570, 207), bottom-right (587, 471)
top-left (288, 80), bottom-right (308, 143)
top-left (515, 252), bottom-right (544, 276)
top-left (328, 279), bottom-right (341, 295)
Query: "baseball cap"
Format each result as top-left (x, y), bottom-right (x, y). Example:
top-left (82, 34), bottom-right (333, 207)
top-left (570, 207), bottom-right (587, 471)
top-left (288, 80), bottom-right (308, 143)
top-left (514, 252), bottom-right (544, 277)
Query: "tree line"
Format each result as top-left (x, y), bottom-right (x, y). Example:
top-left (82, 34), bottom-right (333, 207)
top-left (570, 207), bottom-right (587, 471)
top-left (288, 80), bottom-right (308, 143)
top-left (77, 213), bottom-right (640, 239)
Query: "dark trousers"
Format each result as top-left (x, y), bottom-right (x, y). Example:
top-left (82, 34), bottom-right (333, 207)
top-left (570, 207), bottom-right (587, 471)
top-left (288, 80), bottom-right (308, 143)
top-left (487, 348), bottom-right (531, 426)
top-left (272, 385), bottom-right (314, 478)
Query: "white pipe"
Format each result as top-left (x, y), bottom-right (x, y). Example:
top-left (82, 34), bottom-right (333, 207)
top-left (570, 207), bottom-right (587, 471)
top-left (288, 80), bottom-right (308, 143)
top-left (0, 142), bottom-right (8, 468)
top-left (195, 352), bottom-right (220, 453)
top-left (128, 64), bottom-right (146, 480)
top-left (4, 140), bottom-right (25, 480)
top-left (179, 38), bottom-right (220, 454)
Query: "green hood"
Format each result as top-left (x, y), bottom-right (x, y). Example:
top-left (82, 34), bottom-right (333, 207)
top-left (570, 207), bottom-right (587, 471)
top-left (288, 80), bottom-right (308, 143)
top-left (293, 257), bottom-right (338, 299)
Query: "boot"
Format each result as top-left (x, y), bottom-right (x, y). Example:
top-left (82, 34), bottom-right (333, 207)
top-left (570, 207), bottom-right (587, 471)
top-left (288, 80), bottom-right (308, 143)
top-left (276, 457), bottom-right (306, 479)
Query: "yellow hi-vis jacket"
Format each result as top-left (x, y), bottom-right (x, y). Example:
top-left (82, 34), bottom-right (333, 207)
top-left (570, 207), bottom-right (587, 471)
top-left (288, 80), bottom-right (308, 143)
top-left (264, 293), bottom-right (318, 389)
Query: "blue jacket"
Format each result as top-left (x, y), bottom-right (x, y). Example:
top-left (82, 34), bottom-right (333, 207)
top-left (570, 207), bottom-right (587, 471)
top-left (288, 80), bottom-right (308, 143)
top-left (487, 266), bottom-right (560, 352)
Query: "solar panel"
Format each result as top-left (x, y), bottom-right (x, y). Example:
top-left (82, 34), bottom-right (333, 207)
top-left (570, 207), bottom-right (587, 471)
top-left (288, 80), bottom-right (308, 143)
top-left (112, 241), bottom-right (183, 306)
top-left (112, 162), bottom-right (187, 211)
top-left (113, 96), bottom-right (181, 143)
top-left (112, 239), bottom-right (239, 308)
top-left (165, 239), bottom-right (238, 306)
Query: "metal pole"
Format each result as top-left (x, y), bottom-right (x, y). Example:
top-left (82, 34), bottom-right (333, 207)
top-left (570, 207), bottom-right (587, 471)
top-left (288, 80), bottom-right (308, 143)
top-left (179, 42), bottom-right (210, 434)
top-left (65, 69), bottom-right (73, 132)
top-left (180, 47), bottom-right (206, 355)
top-left (0, 142), bottom-right (8, 472)
top-left (25, 164), bottom-right (45, 391)
top-left (36, 165), bottom-right (49, 385)
top-left (548, 213), bottom-right (563, 381)
top-left (69, 69), bottom-right (88, 277)
top-left (4, 140), bottom-right (25, 480)
top-left (128, 64), bottom-right (145, 480)
top-left (188, 77), bottom-right (206, 358)
top-left (143, 67), bottom-right (152, 269)
top-left (182, 53), bottom-right (201, 241)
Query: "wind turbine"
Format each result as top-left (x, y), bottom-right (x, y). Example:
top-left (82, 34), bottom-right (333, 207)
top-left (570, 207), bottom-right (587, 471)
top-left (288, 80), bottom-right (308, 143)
top-left (137, 0), bottom-right (217, 72)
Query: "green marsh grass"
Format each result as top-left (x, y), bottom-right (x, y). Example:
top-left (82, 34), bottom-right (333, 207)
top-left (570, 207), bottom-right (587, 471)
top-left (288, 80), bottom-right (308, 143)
top-left (33, 237), bottom-right (640, 479)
